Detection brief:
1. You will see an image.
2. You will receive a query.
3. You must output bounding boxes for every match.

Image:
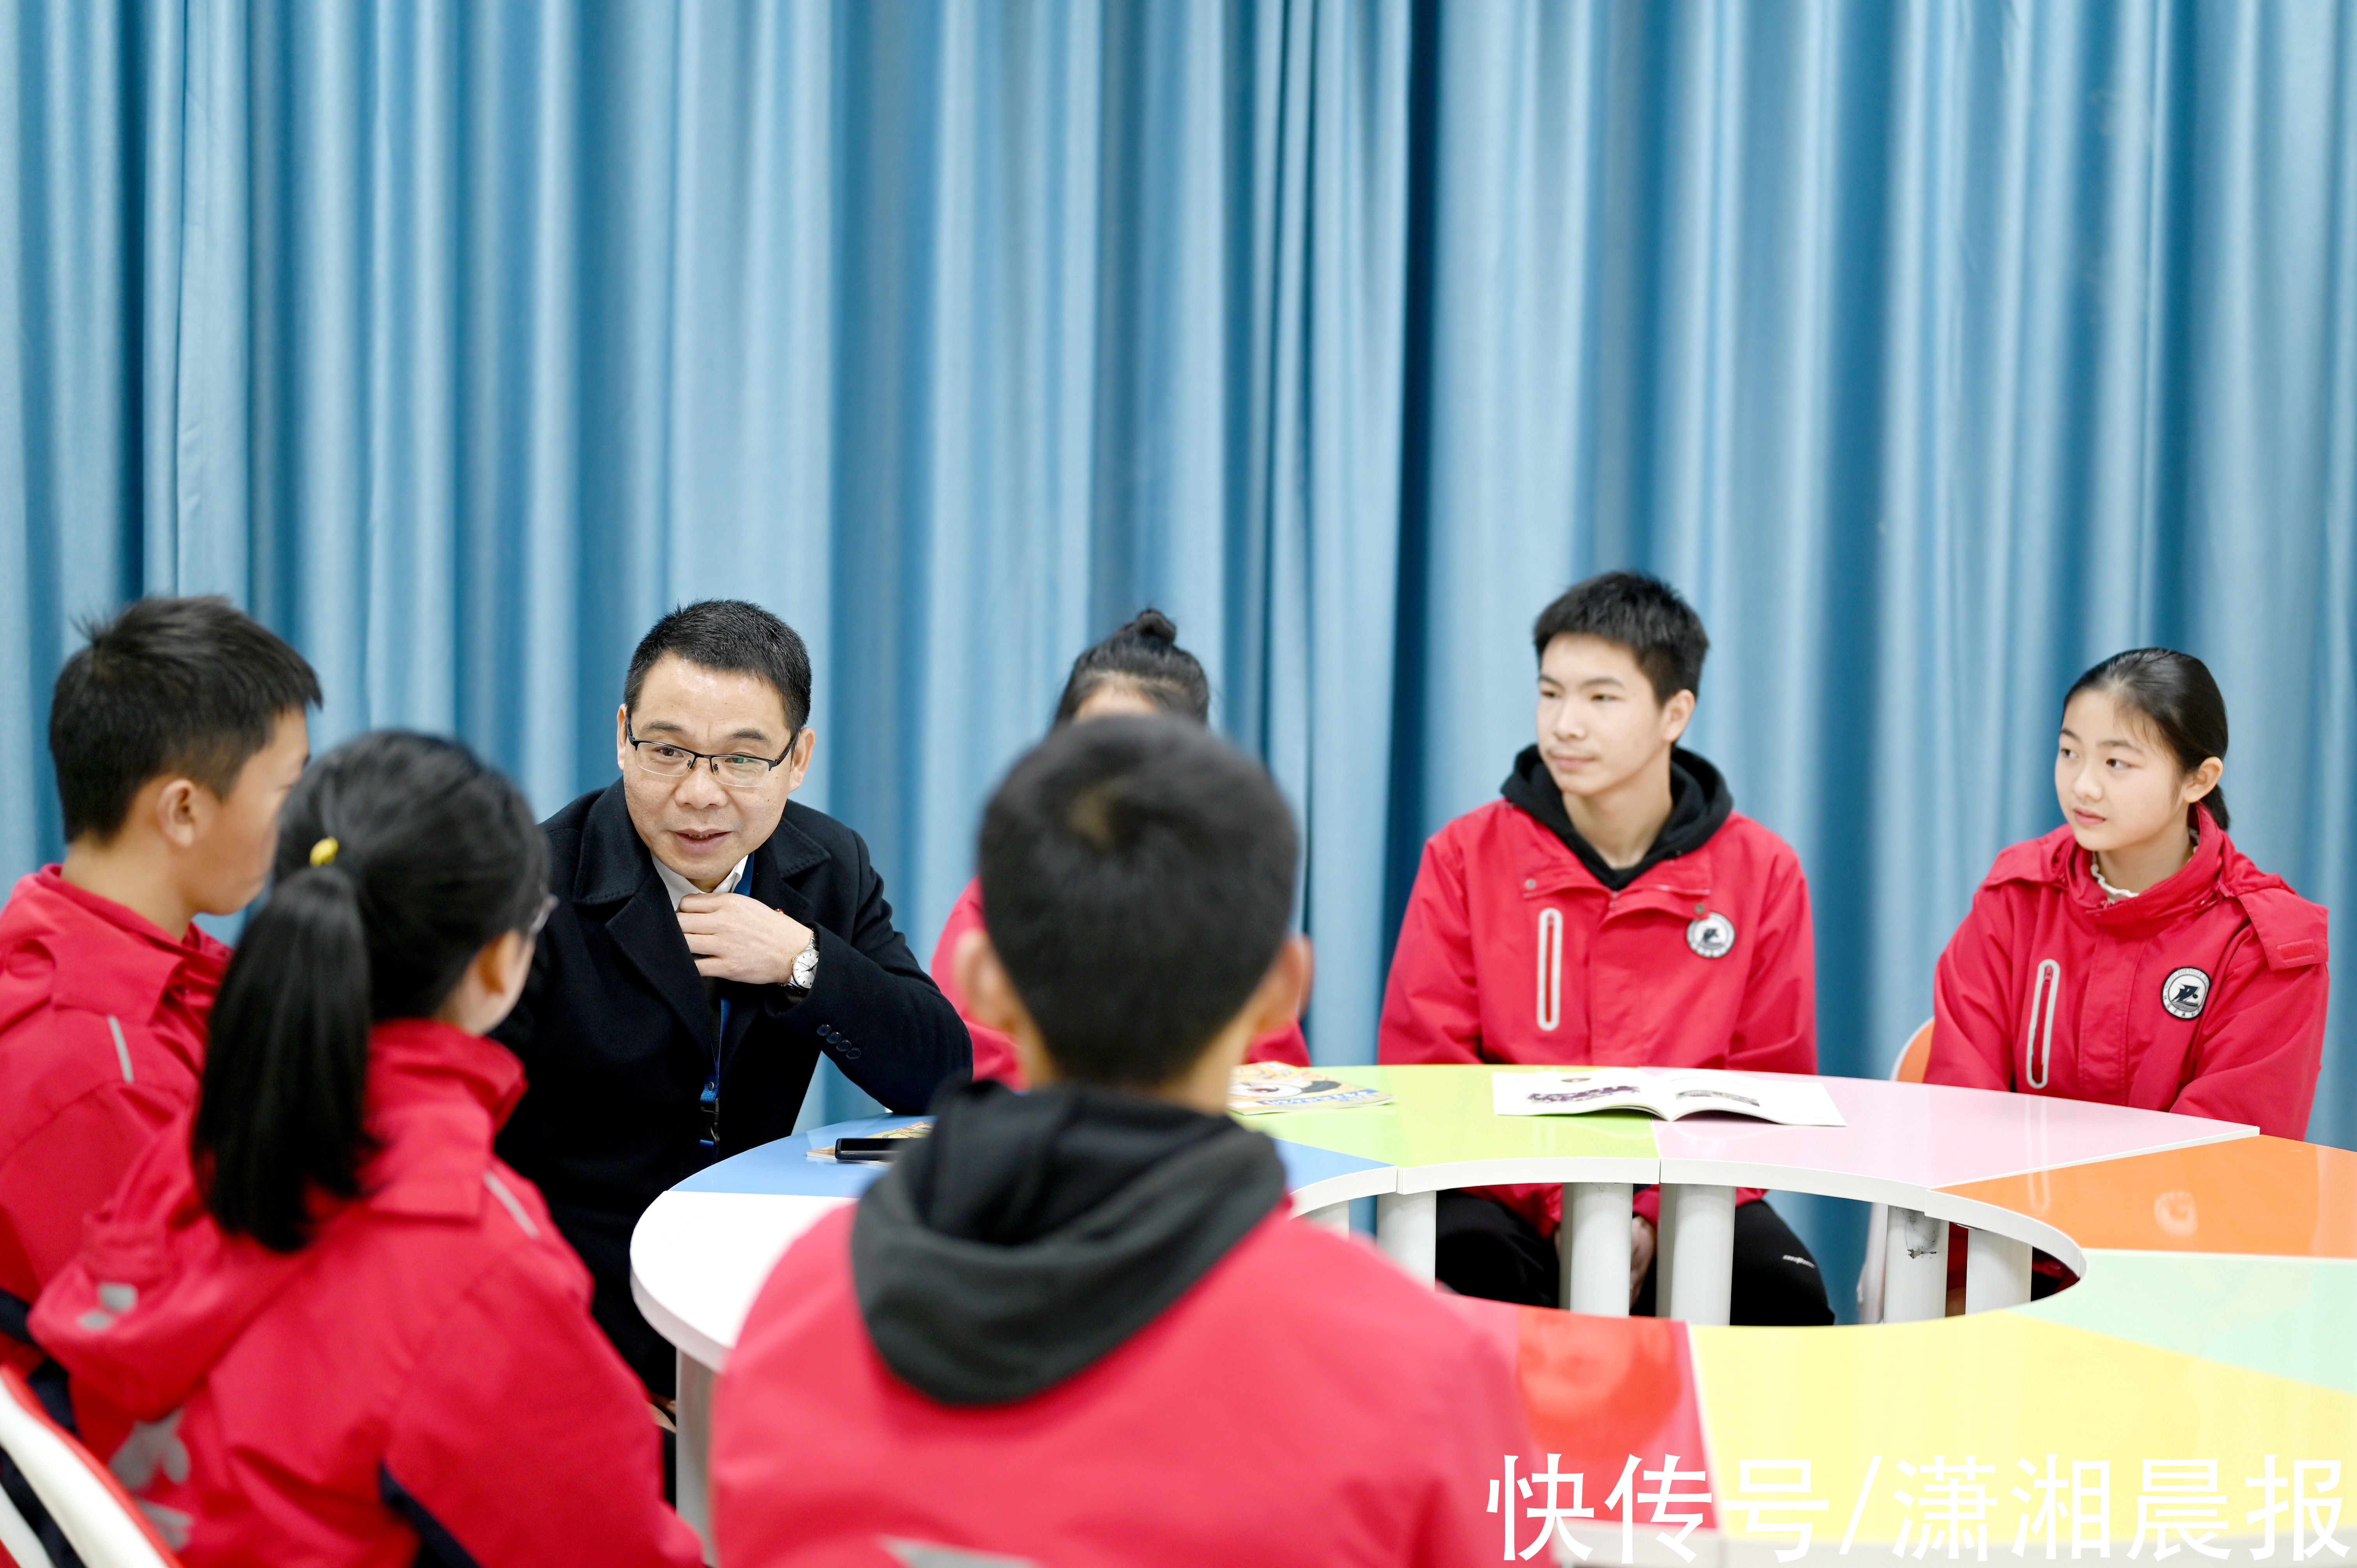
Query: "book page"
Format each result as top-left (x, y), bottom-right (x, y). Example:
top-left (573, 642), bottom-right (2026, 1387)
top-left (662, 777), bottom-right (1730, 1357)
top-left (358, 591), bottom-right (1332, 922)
top-left (1640, 1068), bottom-right (1846, 1127)
top-left (1491, 1070), bottom-right (1662, 1118)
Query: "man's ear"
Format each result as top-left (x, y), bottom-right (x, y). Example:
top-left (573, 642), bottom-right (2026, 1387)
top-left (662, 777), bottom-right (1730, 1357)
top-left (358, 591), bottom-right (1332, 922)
top-left (1659, 689), bottom-right (1697, 746)
top-left (781, 726), bottom-right (818, 793)
top-left (152, 777), bottom-right (208, 852)
top-left (1244, 935), bottom-right (1314, 1037)
top-left (614, 705), bottom-right (632, 775)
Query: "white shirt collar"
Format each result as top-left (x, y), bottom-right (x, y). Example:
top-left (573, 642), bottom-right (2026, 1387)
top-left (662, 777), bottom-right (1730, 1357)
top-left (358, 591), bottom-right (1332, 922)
top-left (652, 854), bottom-right (749, 911)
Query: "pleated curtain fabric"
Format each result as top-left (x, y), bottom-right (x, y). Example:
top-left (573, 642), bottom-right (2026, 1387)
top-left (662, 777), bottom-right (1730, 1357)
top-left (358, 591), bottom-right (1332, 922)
top-left (4, 1), bottom-right (2352, 1190)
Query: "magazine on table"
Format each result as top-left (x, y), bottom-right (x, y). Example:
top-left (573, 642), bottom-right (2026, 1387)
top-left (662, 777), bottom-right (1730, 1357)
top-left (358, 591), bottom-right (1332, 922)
top-left (1228, 1062), bottom-right (1395, 1115)
top-left (1489, 1067), bottom-right (1845, 1126)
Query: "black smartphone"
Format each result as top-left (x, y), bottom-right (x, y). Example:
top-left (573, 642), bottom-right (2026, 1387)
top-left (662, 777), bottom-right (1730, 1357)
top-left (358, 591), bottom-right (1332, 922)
top-left (835, 1137), bottom-right (907, 1163)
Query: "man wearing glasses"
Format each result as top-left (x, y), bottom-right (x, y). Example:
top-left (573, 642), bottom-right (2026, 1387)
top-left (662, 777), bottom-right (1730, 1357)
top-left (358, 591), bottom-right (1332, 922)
top-left (493, 599), bottom-right (970, 1401)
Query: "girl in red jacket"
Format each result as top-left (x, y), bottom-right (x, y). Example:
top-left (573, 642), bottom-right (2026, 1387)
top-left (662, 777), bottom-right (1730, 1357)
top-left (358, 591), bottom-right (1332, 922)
top-left (34, 732), bottom-right (701, 1568)
top-left (929, 609), bottom-right (1309, 1082)
top-left (1929, 649), bottom-right (2329, 1148)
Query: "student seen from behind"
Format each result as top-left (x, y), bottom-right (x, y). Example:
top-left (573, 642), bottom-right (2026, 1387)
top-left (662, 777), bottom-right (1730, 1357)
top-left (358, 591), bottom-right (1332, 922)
top-left (928, 607), bottom-right (1309, 1083)
top-left (1929, 649), bottom-right (2327, 1155)
top-left (1380, 571), bottom-right (1828, 1323)
top-left (34, 732), bottom-right (701, 1568)
top-left (714, 717), bottom-right (1531, 1567)
top-left (0, 597), bottom-right (317, 1391)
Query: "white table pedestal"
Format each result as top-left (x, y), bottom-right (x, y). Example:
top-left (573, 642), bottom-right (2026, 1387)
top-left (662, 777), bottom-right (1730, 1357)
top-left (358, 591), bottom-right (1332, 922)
top-left (1560, 1181), bottom-right (1633, 1316)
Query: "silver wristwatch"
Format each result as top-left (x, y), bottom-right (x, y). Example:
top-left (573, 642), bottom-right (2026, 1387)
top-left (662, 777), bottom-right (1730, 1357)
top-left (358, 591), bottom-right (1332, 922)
top-left (788, 934), bottom-right (819, 994)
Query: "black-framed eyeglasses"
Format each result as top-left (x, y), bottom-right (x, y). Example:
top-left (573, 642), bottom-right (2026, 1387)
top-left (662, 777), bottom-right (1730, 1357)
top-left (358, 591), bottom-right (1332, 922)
top-left (625, 720), bottom-right (798, 790)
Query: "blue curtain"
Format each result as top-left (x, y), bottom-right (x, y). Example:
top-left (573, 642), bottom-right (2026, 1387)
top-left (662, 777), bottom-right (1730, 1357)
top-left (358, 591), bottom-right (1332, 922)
top-left (6, 2), bottom-right (2352, 1312)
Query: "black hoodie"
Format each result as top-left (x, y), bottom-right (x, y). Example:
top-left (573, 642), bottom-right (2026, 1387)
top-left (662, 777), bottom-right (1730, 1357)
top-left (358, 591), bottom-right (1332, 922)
top-left (1500, 743), bottom-right (1733, 890)
top-left (850, 1079), bottom-right (1287, 1406)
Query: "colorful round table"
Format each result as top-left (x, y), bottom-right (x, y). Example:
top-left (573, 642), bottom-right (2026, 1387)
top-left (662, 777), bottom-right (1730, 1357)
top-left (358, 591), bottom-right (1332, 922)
top-left (632, 1066), bottom-right (2357, 1561)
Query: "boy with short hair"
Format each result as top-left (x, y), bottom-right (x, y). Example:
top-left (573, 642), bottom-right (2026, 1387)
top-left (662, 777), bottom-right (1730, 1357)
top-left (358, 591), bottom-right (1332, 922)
top-left (0, 597), bottom-right (318, 1376)
top-left (1380, 571), bottom-right (1828, 1323)
top-left (712, 716), bottom-right (1530, 1566)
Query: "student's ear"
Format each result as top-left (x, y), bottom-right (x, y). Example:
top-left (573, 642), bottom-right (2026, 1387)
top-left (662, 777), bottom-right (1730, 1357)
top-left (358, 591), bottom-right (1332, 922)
top-left (1658, 689), bottom-right (1697, 746)
top-left (151, 776), bottom-right (210, 852)
top-left (954, 928), bottom-right (1031, 1037)
top-left (1244, 935), bottom-right (1315, 1037)
top-left (2182, 756), bottom-right (2224, 807)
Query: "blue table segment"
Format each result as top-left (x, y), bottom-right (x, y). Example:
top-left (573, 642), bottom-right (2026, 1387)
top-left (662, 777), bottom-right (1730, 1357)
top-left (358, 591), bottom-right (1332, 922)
top-left (676, 1115), bottom-right (1397, 1200)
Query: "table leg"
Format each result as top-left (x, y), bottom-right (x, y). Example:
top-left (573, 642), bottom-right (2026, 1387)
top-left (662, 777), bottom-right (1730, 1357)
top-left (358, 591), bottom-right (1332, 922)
top-left (1964, 1227), bottom-right (2033, 1312)
top-left (1376, 1190), bottom-right (1436, 1284)
top-left (1662, 1184), bottom-right (1734, 1326)
top-left (676, 1350), bottom-right (717, 1564)
top-left (1881, 1206), bottom-right (1950, 1322)
top-left (1297, 1201), bottom-right (1352, 1235)
top-left (1560, 1182), bottom-right (1633, 1316)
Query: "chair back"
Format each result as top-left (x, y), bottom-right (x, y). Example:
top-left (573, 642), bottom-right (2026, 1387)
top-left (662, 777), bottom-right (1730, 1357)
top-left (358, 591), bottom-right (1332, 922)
top-left (0, 1367), bottom-right (181, 1568)
top-left (1855, 1019), bottom-right (1937, 1323)
top-left (1892, 1018), bottom-right (1934, 1084)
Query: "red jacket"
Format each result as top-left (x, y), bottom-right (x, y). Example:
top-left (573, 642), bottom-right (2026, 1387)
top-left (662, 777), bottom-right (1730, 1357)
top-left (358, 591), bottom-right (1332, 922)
top-left (930, 877), bottom-right (1310, 1085)
top-left (0, 869), bottom-right (227, 1375)
top-left (31, 1017), bottom-right (701, 1568)
top-left (1928, 812), bottom-right (2328, 1139)
top-left (1380, 798), bottom-right (1815, 1233)
top-left (712, 1207), bottom-right (1530, 1567)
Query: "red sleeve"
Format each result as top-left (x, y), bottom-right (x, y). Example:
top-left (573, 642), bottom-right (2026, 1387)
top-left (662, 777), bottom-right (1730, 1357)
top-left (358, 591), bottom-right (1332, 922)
top-left (1925, 885), bottom-right (2018, 1092)
top-left (1244, 1021), bottom-right (1310, 1067)
top-left (0, 1079), bottom-right (178, 1294)
top-left (2169, 933), bottom-right (2328, 1139)
top-left (1726, 847), bottom-right (1816, 1074)
top-left (382, 1250), bottom-right (702, 1568)
top-left (927, 881), bottom-right (1022, 1088)
top-left (1408, 1301), bottom-right (1537, 1567)
top-left (1379, 833), bottom-right (1484, 1065)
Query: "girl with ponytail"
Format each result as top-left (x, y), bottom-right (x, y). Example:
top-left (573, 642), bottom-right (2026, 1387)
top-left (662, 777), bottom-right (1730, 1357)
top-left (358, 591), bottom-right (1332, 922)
top-left (1928, 649), bottom-right (2329, 1150)
top-left (35, 732), bottom-right (701, 1568)
top-left (930, 611), bottom-right (1311, 1084)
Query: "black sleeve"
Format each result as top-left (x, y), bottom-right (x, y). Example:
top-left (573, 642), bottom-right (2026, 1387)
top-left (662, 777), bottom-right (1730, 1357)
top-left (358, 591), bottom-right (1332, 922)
top-left (769, 835), bottom-right (970, 1115)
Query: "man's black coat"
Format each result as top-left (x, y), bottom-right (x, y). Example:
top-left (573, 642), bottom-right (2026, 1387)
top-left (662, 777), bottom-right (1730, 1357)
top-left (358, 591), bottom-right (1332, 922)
top-left (492, 780), bottom-right (970, 1393)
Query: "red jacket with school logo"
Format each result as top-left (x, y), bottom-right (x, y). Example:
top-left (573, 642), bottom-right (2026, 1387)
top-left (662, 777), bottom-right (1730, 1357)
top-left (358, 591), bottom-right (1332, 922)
top-left (31, 1017), bottom-right (701, 1568)
top-left (930, 877), bottom-right (1311, 1085)
top-left (1927, 811), bottom-right (2328, 1139)
top-left (711, 1208), bottom-right (1530, 1568)
top-left (0, 869), bottom-right (227, 1374)
top-left (1379, 798), bottom-right (1816, 1234)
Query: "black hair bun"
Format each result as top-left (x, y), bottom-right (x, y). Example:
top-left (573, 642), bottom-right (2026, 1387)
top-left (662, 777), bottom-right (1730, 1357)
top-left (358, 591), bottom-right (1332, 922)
top-left (1124, 608), bottom-right (1178, 644)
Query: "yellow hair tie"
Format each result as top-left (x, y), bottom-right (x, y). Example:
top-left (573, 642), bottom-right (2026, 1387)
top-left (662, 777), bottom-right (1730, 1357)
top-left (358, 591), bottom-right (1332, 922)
top-left (309, 837), bottom-right (340, 867)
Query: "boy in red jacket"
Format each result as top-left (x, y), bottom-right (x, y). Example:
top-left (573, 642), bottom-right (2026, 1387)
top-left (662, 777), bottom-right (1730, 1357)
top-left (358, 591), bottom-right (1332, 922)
top-left (1380, 572), bottom-right (1828, 1322)
top-left (713, 717), bottom-right (1532, 1568)
top-left (0, 598), bottom-right (317, 1379)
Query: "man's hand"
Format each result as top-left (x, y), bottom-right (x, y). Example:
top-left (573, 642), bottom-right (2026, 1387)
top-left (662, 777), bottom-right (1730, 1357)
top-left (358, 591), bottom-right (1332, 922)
top-left (677, 893), bottom-right (813, 986)
top-left (1630, 1215), bottom-right (1657, 1305)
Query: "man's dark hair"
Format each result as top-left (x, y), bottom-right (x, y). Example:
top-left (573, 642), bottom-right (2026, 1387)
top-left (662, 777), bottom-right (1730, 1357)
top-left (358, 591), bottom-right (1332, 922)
top-left (978, 717), bottom-right (1298, 1088)
top-left (50, 597), bottom-right (322, 843)
top-left (1531, 570), bottom-right (1710, 704)
top-left (624, 600), bottom-right (814, 732)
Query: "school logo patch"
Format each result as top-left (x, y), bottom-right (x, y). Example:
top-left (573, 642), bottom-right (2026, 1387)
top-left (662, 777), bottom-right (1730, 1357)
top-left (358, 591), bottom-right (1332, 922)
top-left (1687, 912), bottom-right (1736, 959)
top-left (2161, 966), bottom-right (2211, 1021)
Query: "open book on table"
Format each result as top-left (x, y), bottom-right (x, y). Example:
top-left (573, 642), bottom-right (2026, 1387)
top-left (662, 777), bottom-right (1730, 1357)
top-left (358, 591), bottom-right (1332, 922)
top-left (1490, 1067), bottom-right (1845, 1127)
